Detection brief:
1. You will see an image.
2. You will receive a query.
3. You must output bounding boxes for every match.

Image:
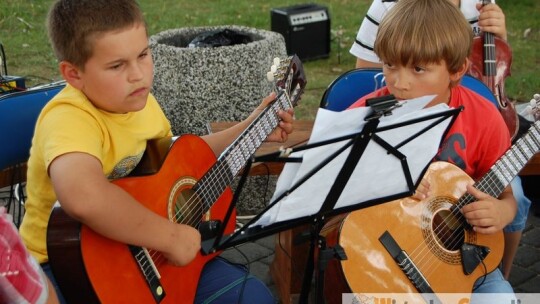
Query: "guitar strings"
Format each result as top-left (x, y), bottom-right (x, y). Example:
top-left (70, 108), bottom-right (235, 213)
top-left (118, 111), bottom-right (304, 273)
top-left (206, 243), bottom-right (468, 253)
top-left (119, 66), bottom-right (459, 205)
top-left (405, 125), bottom-right (539, 280)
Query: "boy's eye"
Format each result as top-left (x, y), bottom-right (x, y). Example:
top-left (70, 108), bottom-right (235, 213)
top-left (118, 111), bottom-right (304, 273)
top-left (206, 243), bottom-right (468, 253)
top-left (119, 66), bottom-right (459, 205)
top-left (139, 52), bottom-right (148, 59)
top-left (383, 62), bottom-right (395, 69)
top-left (109, 63), bottom-right (123, 70)
top-left (414, 66), bottom-right (425, 73)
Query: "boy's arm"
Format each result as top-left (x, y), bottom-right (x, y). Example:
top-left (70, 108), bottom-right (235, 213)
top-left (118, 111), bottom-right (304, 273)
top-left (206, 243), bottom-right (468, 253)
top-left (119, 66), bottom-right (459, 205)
top-left (49, 152), bottom-right (201, 266)
top-left (460, 184), bottom-right (517, 234)
top-left (201, 92), bottom-right (294, 156)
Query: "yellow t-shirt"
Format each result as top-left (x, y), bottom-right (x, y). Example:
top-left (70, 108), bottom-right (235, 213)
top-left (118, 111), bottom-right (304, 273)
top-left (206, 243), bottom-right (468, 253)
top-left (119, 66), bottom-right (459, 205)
top-left (19, 84), bottom-right (172, 263)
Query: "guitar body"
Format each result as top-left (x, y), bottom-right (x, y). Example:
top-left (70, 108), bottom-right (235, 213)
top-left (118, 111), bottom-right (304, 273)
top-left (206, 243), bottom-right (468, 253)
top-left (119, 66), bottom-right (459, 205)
top-left (48, 134), bottom-right (236, 303)
top-left (323, 162), bottom-right (503, 303)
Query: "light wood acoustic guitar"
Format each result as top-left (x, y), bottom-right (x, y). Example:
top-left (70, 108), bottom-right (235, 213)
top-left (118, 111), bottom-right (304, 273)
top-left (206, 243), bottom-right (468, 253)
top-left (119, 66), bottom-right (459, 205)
top-left (46, 55), bottom-right (306, 304)
top-left (323, 120), bottom-right (540, 304)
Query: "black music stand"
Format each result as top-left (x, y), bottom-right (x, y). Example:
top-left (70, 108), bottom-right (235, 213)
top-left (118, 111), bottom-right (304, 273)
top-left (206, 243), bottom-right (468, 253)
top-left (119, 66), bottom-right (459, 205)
top-left (202, 96), bottom-right (462, 303)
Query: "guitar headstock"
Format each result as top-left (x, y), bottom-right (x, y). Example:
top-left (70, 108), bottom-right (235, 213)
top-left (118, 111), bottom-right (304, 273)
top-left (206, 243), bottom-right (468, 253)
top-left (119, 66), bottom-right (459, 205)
top-left (524, 93), bottom-right (540, 122)
top-left (267, 55), bottom-right (307, 108)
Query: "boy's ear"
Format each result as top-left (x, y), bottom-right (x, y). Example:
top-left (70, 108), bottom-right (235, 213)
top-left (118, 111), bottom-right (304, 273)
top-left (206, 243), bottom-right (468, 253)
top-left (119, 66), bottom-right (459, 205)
top-left (450, 58), bottom-right (470, 83)
top-left (59, 61), bottom-right (84, 90)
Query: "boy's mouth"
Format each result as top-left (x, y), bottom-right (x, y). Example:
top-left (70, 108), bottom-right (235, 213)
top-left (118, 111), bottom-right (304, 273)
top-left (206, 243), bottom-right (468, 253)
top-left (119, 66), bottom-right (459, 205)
top-left (130, 87), bottom-right (148, 97)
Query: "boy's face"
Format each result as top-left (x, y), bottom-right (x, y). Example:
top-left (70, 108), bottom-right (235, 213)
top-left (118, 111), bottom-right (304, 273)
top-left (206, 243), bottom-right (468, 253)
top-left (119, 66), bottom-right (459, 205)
top-left (75, 23), bottom-right (153, 114)
top-left (382, 60), bottom-right (460, 106)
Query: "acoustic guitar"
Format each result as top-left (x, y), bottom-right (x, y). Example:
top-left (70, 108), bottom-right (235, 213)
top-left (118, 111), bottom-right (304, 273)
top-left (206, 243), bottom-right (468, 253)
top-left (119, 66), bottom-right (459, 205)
top-left (46, 55), bottom-right (306, 304)
top-left (323, 120), bottom-right (540, 303)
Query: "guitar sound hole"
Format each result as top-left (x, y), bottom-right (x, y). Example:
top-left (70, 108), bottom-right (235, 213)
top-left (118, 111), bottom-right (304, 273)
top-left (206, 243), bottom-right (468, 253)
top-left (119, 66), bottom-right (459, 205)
top-left (432, 209), bottom-right (464, 251)
top-left (173, 188), bottom-right (203, 226)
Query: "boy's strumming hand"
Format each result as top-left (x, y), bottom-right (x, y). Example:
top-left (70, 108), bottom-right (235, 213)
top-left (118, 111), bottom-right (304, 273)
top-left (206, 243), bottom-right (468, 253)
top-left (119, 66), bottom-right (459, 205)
top-left (163, 224), bottom-right (201, 266)
top-left (412, 178), bottom-right (431, 201)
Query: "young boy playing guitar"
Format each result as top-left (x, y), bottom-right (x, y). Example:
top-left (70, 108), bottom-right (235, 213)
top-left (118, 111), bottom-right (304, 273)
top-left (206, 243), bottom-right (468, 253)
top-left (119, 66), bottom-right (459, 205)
top-left (19, 0), bottom-right (295, 303)
top-left (341, 0), bottom-right (515, 300)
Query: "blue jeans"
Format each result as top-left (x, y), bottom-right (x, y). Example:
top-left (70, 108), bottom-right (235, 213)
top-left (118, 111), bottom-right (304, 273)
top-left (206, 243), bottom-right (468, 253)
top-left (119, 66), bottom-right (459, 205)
top-left (504, 176), bottom-right (532, 233)
top-left (471, 268), bottom-right (515, 303)
top-left (43, 257), bottom-right (275, 304)
top-left (42, 263), bottom-right (67, 304)
top-left (195, 257), bottom-right (275, 304)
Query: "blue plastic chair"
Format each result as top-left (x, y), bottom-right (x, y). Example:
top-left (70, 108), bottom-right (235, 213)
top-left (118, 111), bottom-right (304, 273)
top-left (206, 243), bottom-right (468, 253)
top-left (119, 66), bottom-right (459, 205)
top-left (0, 82), bottom-right (65, 170)
top-left (320, 68), bottom-right (386, 111)
top-left (0, 81), bottom-right (64, 226)
top-left (320, 68), bottom-right (498, 111)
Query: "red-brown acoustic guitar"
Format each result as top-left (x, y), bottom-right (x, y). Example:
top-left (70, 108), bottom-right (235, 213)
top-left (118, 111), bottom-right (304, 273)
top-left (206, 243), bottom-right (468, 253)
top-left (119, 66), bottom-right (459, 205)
top-left (46, 55), bottom-right (306, 304)
top-left (323, 121), bottom-right (540, 304)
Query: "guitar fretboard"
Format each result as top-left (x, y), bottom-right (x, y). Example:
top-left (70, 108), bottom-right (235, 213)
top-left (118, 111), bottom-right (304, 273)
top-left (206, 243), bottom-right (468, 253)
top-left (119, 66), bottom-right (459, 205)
top-left (195, 91), bottom-right (292, 212)
top-left (458, 121), bottom-right (540, 207)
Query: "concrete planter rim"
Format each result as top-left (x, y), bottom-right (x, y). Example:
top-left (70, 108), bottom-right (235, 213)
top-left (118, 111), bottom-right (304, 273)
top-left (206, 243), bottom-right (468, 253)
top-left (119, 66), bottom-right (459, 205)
top-left (149, 25), bottom-right (283, 51)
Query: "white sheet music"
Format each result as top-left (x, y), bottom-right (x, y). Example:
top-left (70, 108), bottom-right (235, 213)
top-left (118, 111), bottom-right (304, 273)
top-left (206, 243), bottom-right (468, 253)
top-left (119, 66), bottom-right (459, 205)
top-left (253, 95), bottom-right (454, 227)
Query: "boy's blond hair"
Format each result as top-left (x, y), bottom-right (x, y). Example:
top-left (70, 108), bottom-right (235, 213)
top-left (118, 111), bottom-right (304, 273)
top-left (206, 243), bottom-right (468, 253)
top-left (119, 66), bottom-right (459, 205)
top-left (374, 0), bottom-right (473, 74)
top-left (47, 0), bottom-right (145, 70)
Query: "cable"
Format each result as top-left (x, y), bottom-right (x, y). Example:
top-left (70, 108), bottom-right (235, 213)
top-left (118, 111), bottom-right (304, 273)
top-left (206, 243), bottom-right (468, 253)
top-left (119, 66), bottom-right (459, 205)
top-left (471, 260), bottom-right (488, 292)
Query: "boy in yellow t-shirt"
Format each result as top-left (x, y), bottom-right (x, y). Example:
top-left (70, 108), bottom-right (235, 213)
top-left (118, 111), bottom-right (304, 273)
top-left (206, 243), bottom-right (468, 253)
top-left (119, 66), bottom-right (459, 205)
top-left (19, 0), bottom-right (293, 303)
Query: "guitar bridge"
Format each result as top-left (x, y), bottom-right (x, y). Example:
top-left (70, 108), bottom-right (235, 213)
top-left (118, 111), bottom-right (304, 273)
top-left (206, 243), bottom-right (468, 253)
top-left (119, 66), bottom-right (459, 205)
top-left (128, 245), bottom-right (166, 303)
top-left (379, 231), bottom-right (435, 295)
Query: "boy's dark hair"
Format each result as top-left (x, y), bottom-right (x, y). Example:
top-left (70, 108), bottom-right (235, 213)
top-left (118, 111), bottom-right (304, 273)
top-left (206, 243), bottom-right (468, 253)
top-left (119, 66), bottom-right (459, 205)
top-left (47, 0), bottom-right (145, 69)
top-left (375, 0), bottom-right (473, 74)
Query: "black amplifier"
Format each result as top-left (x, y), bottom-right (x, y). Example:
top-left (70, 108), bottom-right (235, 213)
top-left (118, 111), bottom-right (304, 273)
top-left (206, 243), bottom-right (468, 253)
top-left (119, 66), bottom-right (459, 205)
top-left (271, 4), bottom-right (330, 61)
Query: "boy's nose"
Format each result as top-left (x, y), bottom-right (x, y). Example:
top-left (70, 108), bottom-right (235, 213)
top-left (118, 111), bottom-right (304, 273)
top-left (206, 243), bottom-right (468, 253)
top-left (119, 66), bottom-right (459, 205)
top-left (128, 64), bottom-right (144, 82)
top-left (392, 71), bottom-right (410, 91)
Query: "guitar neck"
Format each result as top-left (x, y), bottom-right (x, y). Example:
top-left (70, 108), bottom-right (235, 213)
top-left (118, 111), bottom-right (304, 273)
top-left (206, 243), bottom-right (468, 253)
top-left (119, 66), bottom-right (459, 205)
top-left (458, 121), bottom-right (540, 206)
top-left (194, 91), bottom-right (292, 211)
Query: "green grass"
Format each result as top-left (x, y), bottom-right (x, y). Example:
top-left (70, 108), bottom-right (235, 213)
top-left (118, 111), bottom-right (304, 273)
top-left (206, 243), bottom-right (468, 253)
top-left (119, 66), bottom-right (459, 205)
top-left (1, 0), bottom-right (538, 120)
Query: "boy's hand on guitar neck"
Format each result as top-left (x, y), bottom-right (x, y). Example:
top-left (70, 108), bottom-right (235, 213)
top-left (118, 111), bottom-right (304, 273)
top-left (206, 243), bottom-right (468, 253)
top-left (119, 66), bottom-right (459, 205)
top-left (476, 2), bottom-right (507, 40)
top-left (248, 92), bottom-right (295, 144)
top-left (460, 184), bottom-right (515, 234)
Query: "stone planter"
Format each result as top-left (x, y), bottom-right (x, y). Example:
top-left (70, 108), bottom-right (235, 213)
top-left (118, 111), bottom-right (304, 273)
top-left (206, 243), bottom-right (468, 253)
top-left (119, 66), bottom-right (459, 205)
top-left (150, 25), bottom-right (287, 136)
top-left (150, 26), bottom-right (287, 215)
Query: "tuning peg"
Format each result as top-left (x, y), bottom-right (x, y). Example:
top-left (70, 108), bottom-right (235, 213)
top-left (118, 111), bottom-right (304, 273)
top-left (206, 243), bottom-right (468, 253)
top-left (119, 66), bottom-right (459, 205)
top-left (267, 71), bottom-right (275, 82)
top-left (270, 65), bottom-right (277, 73)
top-left (530, 98), bottom-right (538, 107)
top-left (273, 57), bottom-right (281, 66)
